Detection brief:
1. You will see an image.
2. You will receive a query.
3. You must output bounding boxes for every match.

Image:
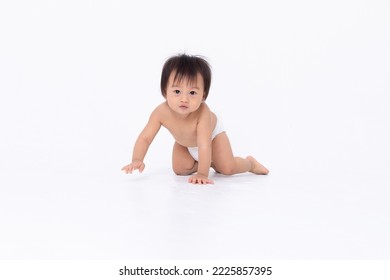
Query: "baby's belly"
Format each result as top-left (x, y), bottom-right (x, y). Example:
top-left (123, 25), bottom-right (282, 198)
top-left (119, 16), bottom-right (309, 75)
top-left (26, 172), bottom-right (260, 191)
top-left (174, 137), bottom-right (197, 148)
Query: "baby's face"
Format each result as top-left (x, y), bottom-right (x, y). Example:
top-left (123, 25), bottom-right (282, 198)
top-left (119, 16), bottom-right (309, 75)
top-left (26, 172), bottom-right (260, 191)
top-left (165, 72), bottom-right (205, 115)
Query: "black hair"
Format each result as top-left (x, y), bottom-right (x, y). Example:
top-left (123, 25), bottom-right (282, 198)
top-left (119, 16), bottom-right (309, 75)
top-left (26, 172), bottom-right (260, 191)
top-left (160, 54), bottom-right (212, 100)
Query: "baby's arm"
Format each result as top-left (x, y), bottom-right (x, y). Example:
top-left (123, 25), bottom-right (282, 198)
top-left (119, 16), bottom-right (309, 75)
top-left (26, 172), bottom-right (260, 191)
top-left (121, 108), bottom-right (162, 174)
top-left (188, 106), bottom-right (214, 184)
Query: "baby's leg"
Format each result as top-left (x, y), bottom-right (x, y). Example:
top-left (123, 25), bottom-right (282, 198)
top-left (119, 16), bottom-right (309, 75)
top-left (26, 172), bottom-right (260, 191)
top-left (212, 132), bottom-right (269, 175)
top-left (246, 156), bottom-right (269, 175)
top-left (172, 142), bottom-right (198, 175)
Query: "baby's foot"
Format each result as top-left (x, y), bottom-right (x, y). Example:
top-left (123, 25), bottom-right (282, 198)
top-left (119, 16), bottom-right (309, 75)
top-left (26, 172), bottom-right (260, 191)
top-left (246, 156), bottom-right (269, 175)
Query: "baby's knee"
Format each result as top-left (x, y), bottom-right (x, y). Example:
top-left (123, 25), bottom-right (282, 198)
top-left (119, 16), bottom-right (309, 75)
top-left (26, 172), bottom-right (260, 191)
top-left (217, 165), bottom-right (236, 176)
top-left (172, 162), bottom-right (197, 176)
top-left (173, 168), bottom-right (190, 176)
top-left (173, 169), bottom-right (196, 176)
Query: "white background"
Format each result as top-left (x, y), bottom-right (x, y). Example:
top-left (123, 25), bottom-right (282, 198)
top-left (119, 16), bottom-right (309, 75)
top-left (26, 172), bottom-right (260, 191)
top-left (0, 0), bottom-right (389, 259)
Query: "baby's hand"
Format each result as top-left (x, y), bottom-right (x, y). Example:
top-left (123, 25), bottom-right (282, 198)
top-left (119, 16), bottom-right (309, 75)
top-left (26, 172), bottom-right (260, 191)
top-left (121, 161), bottom-right (145, 174)
top-left (188, 174), bottom-right (214, 185)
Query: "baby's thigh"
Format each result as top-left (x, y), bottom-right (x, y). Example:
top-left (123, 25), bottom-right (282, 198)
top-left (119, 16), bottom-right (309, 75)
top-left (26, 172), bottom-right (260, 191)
top-left (172, 142), bottom-right (197, 175)
top-left (212, 132), bottom-right (235, 168)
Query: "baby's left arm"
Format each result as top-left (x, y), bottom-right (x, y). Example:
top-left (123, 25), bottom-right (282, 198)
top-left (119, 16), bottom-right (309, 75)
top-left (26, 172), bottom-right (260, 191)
top-left (188, 106), bottom-right (214, 184)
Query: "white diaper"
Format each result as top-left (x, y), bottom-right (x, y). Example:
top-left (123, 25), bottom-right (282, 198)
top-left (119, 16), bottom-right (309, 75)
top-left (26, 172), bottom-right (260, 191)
top-left (187, 117), bottom-right (225, 161)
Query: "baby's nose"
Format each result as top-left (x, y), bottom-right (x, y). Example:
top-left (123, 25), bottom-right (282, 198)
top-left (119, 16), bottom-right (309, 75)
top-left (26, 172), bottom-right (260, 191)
top-left (181, 95), bottom-right (189, 102)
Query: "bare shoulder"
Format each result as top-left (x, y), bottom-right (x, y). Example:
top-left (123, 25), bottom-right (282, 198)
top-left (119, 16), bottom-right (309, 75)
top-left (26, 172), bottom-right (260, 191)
top-left (197, 102), bottom-right (216, 123)
top-left (197, 102), bottom-right (211, 118)
top-left (150, 102), bottom-right (169, 120)
top-left (153, 102), bottom-right (169, 113)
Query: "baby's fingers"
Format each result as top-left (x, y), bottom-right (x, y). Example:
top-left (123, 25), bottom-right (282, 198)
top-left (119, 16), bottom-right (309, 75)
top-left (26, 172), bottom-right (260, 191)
top-left (121, 164), bottom-right (134, 174)
top-left (203, 178), bottom-right (214, 184)
top-left (188, 176), bottom-right (214, 185)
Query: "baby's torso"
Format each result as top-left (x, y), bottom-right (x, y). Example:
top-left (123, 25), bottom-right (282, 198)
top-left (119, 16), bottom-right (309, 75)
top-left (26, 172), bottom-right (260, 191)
top-left (159, 102), bottom-right (216, 147)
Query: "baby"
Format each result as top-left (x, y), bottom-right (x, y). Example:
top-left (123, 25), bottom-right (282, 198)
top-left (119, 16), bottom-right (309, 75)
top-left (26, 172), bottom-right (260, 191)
top-left (122, 54), bottom-right (269, 184)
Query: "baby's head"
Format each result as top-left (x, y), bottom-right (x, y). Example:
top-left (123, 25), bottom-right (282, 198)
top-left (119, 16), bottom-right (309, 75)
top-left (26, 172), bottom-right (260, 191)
top-left (160, 54), bottom-right (211, 100)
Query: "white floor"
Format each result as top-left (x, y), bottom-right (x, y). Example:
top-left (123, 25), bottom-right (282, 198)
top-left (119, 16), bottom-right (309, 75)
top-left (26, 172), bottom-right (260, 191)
top-left (1, 152), bottom-right (389, 259)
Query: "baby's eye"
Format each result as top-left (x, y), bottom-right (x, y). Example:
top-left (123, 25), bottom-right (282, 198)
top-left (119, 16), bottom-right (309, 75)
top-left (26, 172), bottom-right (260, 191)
top-left (174, 90), bottom-right (181, 94)
top-left (189, 91), bottom-right (197, 96)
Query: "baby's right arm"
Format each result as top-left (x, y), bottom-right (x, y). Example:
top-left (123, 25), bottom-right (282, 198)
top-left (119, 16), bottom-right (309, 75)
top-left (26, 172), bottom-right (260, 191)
top-left (121, 107), bottom-right (162, 174)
